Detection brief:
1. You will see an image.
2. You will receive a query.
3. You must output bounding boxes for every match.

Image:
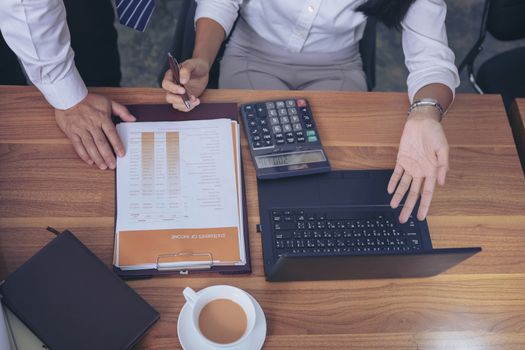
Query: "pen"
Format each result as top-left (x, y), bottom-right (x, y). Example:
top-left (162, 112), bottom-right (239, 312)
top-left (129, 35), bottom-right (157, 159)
top-left (167, 52), bottom-right (192, 110)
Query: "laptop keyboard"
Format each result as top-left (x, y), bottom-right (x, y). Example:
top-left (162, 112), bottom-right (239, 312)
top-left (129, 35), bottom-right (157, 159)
top-left (271, 207), bottom-right (423, 257)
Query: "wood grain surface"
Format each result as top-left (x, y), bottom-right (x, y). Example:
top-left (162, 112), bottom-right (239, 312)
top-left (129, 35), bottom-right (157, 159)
top-left (1, 86), bottom-right (525, 349)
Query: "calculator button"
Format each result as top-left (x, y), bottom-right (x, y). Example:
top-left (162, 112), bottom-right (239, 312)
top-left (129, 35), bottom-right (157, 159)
top-left (244, 105), bottom-right (254, 112)
top-left (276, 139), bottom-right (285, 145)
top-left (252, 135), bottom-right (261, 142)
top-left (292, 123), bottom-right (302, 131)
top-left (276, 101), bottom-right (286, 108)
top-left (246, 112), bottom-right (256, 118)
top-left (278, 108), bottom-right (288, 116)
top-left (286, 100), bottom-right (296, 107)
top-left (280, 116), bottom-right (290, 124)
top-left (302, 115), bottom-right (311, 122)
top-left (285, 132), bottom-right (294, 138)
top-left (257, 108), bottom-right (267, 118)
top-left (272, 125), bottom-right (282, 133)
top-left (308, 136), bottom-right (318, 142)
top-left (282, 124), bottom-right (292, 132)
top-left (259, 119), bottom-right (268, 126)
top-left (275, 133), bottom-right (284, 139)
top-left (261, 127), bottom-right (270, 134)
top-left (300, 107), bottom-right (308, 114)
top-left (306, 130), bottom-right (316, 137)
top-left (250, 128), bottom-right (259, 135)
top-left (266, 102), bottom-right (275, 109)
top-left (270, 117), bottom-right (280, 125)
top-left (263, 134), bottom-right (272, 140)
top-left (286, 137), bottom-right (295, 143)
top-left (297, 136), bottom-right (306, 142)
top-left (296, 99), bottom-right (306, 107)
top-left (296, 131), bottom-right (304, 137)
top-left (288, 107), bottom-right (298, 115)
top-left (264, 140), bottom-right (273, 147)
top-left (253, 141), bottom-right (263, 148)
top-left (291, 115), bottom-right (300, 123)
top-left (248, 120), bottom-right (257, 128)
top-left (305, 122), bottom-right (314, 129)
top-left (269, 109), bottom-right (278, 117)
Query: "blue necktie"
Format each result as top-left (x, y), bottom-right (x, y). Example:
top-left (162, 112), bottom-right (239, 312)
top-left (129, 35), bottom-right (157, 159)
top-left (115, 0), bottom-right (155, 32)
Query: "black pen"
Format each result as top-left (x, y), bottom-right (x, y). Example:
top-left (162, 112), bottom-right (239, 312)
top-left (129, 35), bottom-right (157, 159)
top-left (167, 52), bottom-right (192, 109)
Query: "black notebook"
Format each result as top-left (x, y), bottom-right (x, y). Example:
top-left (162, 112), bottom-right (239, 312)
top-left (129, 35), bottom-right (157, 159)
top-left (0, 230), bottom-right (159, 350)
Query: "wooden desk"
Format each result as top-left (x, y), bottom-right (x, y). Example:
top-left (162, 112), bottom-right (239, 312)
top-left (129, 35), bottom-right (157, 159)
top-left (1, 86), bottom-right (525, 349)
top-left (510, 98), bottom-right (525, 174)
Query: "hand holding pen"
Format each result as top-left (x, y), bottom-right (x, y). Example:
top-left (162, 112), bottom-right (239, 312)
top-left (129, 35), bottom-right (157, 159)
top-left (162, 54), bottom-right (210, 112)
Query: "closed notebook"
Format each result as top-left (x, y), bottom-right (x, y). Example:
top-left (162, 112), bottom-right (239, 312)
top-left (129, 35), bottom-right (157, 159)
top-left (0, 230), bottom-right (159, 350)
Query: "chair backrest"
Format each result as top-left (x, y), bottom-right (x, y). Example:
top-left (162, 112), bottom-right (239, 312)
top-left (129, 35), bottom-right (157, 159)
top-left (161, 0), bottom-right (376, 91)
top-left (487, 0), bottom-right (525, 41)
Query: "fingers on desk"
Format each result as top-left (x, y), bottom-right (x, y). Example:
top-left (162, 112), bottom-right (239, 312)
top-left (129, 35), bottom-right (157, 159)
top-left (92, 126), bottom-right (116, 169)
top-left (79, 129), bottom-right (107, 170)
top-left (70, 134), bottom-right (93, 166)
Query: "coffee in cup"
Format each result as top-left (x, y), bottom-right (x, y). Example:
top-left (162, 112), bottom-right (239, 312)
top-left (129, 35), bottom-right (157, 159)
top-left (198, 298), bottom-right (247, 343)
top-left (182, 285), bottom-right (257, 347)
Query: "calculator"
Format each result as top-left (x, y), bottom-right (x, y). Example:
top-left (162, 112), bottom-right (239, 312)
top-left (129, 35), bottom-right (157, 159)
top-left (240, 98), bottom-right (331, 179)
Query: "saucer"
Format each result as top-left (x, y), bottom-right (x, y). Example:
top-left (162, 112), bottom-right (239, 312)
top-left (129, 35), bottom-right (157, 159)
top-left (177, 291), bottom-right (267, 350)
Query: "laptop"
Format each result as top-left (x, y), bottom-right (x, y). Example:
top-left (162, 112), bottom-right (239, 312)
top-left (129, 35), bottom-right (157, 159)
top-left (257, 170), bottom-right (481, 282)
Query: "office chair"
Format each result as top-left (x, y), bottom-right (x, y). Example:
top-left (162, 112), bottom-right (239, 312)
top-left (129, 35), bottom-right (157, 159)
top-left (458, 0), bottom-right (525, 99)
top-left (158, 0), bottom-right (376, 91)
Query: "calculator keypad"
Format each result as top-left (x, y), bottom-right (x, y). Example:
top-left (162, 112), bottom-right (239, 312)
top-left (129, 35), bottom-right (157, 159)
top-left (244, 99), bottom-right (318, 149)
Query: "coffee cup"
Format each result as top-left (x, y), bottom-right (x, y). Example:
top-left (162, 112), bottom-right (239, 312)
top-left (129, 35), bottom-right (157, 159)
top-left (182, 285), bottom-right (256, 347)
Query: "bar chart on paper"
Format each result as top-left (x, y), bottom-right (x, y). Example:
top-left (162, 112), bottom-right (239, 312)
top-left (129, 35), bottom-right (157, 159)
top-left (133, 131), bottom-right (187, 222)
top-left (128, 130), bottom-right (185, 224)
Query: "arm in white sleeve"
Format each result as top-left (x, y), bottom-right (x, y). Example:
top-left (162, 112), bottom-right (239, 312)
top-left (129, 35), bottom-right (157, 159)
top-left (401, 0), bottom-right (460, 103)
top-left (195, 0), bottom-right (243, 36)
top-left (0, 0), bottom-right (88, 110)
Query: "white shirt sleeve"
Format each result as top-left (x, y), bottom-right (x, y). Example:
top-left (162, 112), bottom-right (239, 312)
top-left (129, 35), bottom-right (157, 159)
top-left (0, 0), bottom-right (88, 110)
top-left (401, 0), bottom-right (460, 103)
top-left (195, 0), bottom-right (243, 36)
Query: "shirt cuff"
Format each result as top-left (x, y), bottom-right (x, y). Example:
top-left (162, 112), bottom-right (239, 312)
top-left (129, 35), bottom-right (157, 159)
top-left (407, 67), bottom-right (460, 104)
top-left (195, 4), bottom-right (238, 37)
top-left (35, 66), bottom-right (88, 110)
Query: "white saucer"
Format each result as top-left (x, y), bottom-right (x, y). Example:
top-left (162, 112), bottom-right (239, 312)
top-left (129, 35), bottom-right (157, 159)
top-left (177, 291), bottom-right (267, 350)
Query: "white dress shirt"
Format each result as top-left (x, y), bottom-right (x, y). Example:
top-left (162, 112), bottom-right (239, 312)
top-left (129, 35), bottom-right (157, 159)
top-left (196, 0), bottom-right (460, 101)
top-left (0, 0), bottom-right (87, 110)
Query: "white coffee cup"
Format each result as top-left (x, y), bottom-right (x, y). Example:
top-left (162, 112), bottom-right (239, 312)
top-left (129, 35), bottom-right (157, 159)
top-left (182, 285), bottom-right (257, 348)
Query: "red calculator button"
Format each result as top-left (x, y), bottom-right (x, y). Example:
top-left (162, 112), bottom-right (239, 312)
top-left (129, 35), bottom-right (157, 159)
top-left (296, 99), bottom-right (306, 107)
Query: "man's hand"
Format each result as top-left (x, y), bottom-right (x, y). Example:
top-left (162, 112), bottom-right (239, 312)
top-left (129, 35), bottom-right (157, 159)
top-left (162, 58), bottom-right (210, 111)
top-left (55, 93), bottom-right (136, 169)
top-left (388, 107), bottom-right (449, 223)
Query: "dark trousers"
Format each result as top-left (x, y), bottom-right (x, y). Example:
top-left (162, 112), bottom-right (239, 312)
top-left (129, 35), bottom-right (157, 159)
top-left (0, 0), bottom-right (121, 87)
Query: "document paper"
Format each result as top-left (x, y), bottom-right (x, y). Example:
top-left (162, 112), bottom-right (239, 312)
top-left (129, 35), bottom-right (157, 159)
top-left (114, 119), bottom-right (245, 270)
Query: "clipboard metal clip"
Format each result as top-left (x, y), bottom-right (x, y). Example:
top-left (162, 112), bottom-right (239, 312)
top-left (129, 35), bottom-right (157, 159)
top-left (155, 251), bottom-right (214, 272)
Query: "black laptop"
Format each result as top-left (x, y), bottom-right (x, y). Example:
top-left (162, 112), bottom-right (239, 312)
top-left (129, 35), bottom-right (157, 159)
top-left (257, 170), bottom-right (481, 282)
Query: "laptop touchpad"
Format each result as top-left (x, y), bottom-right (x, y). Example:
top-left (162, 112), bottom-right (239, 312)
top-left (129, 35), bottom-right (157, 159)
top-left (319, 178), bottom-right (391, 206)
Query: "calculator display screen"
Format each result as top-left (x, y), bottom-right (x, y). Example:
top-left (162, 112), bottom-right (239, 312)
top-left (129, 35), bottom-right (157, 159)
top-left (255, 150), bottom-right (326, 169)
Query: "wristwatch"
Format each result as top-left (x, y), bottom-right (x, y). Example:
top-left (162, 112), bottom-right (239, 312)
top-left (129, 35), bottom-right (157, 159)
top-left (407, 98), bottom-right (446, 121)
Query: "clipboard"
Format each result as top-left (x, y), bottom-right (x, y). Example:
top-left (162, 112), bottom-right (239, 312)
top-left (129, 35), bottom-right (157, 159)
top-left (113, 103), bottom-right (251, 279)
